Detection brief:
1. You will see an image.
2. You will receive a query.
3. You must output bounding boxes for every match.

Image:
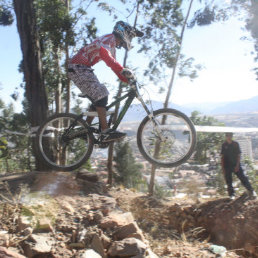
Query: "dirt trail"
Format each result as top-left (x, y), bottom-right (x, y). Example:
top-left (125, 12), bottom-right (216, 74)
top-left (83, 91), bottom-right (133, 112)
top-left (0, 171), bottom-right (257, 257)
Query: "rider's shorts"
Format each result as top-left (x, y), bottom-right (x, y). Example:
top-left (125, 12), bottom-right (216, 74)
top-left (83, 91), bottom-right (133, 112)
top-left (68, 64), bottom-right (109, 103)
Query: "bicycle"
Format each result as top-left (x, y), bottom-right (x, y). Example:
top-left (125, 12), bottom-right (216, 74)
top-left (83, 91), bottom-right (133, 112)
top-left (36, 80), bottom-right (196, 171)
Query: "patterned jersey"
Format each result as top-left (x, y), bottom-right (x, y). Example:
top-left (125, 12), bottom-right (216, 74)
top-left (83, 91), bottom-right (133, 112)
top-left (70, 34), bottom-right (127, 82)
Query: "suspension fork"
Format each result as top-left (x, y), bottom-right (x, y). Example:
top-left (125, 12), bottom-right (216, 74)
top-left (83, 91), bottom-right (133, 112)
top-left (135, 87), bottom-right (166, 141)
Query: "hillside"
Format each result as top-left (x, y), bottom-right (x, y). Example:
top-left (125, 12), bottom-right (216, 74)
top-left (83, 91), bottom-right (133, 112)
top-left (125, 95), bottom-right (258, 121)
top-left (0, 171), bottom-right (257, 258)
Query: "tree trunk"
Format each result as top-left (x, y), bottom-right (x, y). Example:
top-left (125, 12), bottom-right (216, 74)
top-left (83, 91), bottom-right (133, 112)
top-left (13, 0), bottom-right (49, 171)
top-left (53, 49), bottom-right (63, 114)
top-left (163, 0), bottom-right (194, 109)
top-left (107, 2), bottom-right (140, 185)
top-left (65, 0), bottom-right (71, 113)
top-left (149, 0), bottom-right (194, 195)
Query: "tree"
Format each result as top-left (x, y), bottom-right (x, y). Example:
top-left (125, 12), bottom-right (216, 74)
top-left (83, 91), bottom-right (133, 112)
top-left (189, 0), bottom-right (258, 80)
top-left (114, 141), bottom-right (143, 189)
top-left (12, 0), bottom-right (49, 170)
top-left (106, 0), bottom-right (141, 185)
top-left (190, 111), bottom-right (225, 164)
top-left (0, 95), bottom-right (33, 173)
top-left (139, 0), bottom-right (200, 195)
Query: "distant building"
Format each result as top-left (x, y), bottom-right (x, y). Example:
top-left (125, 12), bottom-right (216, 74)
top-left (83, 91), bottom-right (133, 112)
top-left (236, 136), bottom-right (253, 161)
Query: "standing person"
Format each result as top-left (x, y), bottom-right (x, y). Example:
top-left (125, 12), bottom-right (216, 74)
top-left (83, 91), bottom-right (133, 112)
top-left (68, 21), bottom-right (143, 143)
top-left (221, 132), bottom-right (257, 199)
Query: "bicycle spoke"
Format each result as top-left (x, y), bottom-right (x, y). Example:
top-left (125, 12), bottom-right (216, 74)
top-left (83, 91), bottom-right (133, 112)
top-left (38, 115), bottom-right (92, 170)
top-left (138, 110), bottom-right (195, 166)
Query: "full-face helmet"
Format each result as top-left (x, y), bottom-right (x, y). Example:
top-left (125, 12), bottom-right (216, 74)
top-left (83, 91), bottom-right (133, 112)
top-left (113, 21), bottom-right (144, 50)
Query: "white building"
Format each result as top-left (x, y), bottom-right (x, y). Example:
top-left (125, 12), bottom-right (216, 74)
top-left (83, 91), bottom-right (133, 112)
top-left (236, 137), bottom-right (253, 161)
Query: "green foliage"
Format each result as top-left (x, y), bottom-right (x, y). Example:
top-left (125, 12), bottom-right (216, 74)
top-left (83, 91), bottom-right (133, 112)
top-left (189, 0), bottom-right (258, 80)
top-left (215, 164), bottom-right (226, 196)
top-left (139, 0), bottom-right (184, 79)
top-left (0, 95), bottom-right (33, 173)
top-left (114, 141), bottom-right (144, 189)
top-left (243, 158), bottom-right (258, 192)
top-left (36, 0), bottom-right (75, 49)
top-left (0, 137), bottom-right (8, 158)
top-left (154, 184), bottom-right (171, 199)
top-left (0, 5), bottom-right (13, 26)
top-left (190, 111), bottom-right (225, 164)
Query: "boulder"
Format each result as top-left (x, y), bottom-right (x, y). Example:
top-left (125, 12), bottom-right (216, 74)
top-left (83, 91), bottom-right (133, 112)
top-left (90, 233), bottom-right (106, 258)
top-left (113, 222), bottom-right (145, 241)
top-left (100, 212), bottom-right (134, 229)
top-left (59, 200), bottom-right (75, 213)
top-left (101, 233), bottom-right (111, 249)
top-left (22, 234), bottom-right (54, 258)
top-left (0, 230), bottom-right (9, 247)
top-left (35, 217), bottom-right (53, 233)
top-left (0, 247), bottom-right (26, 258)
top-left (81, 249), bottom-right (102, 258)
top-left (108, 238), bottom-right (147, 257)
top-left (76, 171), bottom-right (99, 182)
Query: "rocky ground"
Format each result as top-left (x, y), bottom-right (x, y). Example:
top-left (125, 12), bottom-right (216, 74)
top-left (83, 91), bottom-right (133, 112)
top-left (0, 171), bottom-right (257, 258)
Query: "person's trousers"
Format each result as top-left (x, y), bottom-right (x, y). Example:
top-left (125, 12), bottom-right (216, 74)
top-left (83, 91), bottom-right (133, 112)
top-left (224, 166), bottom-right (253, 196)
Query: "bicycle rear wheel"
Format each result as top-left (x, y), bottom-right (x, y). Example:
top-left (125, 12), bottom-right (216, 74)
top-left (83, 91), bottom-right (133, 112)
top-left (137, 108), bottom-right (196, 167)
top-left (36, 113), bottom-right (94, 171)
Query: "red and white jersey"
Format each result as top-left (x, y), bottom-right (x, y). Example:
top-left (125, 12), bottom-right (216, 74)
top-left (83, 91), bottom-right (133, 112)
top-left (70, 34), bottom-right (127, 82)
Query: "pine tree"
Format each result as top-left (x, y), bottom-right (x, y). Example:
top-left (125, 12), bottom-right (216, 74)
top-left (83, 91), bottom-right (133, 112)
top-left (114, 142), bottom-right (143, 189)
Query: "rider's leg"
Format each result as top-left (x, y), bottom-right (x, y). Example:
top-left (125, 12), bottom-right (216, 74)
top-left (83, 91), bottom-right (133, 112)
top-left (94, 97), bottom-right (126, 142)
top-left (96, 106), bottom-right (108, 131)
top-left (86, 105), bottom-right (95, 126)
top-left (93, 97), bottom-right (109, 131)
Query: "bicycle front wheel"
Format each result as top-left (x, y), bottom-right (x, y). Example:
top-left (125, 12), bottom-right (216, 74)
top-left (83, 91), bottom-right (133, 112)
top-left (36, 113), bottom-right (94, 171)
top-left (137, 108), bottom-right (196, 167)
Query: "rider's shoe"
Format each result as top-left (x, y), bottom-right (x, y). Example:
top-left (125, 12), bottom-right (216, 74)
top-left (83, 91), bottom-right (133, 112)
top-left (100, 129), bottom-right (126, 142)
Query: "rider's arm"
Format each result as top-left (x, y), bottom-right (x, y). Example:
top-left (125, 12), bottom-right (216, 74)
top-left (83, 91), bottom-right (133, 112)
top-left (99, 46), bottom-right (128, 83)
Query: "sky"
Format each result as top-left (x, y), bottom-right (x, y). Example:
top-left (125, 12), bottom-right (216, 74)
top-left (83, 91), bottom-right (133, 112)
top-left (0, 0), bottom-right (257, 113)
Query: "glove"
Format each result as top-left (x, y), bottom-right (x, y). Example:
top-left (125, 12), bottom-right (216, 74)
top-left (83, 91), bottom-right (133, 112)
top-left (121, 68), bottom-right (135, 80)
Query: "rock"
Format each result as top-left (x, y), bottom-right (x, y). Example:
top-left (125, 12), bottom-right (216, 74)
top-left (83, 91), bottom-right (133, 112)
top-left (35, 217), bottom-right (53, 232)
top-left (68, 242), bottom-right (85, 249)
top-left (100, 212), bottom-right (134, 229)
top-left (76, 171), bottom-right (99, 182)
top-left (93, 211), bottom-right (104, 223)
top-left (23, 227), bottom-right (33, 236)
top-left (60, 200), bottom-right (75, 213)
top-left (101, 233), bottom-right (111, 249)
top-left (108, 238), bottom-right (147, 257)
top-left (209, 244), bottom-right (227, 257)
top-left (0, 230), bottom-right (9, 247)
top-left (77, 179), bottom-right (107, 195)
top-left (81, 249), bottom-right (102, 258)
top-left (22, 234), bottom-right (54, 258)
top-left (145, 248), bottom-right (159, 258)
top-left (0, 247), bottom-right (26, 258)
top-left (90, 233), bottom-right (106, 258)
top-left (113, 222), bottom-right (145, 241)
top-left (57, 224), bottom-right (77, 233)
top-left (18, 216), bottom-right (31, 231)
top-left (89, 194), bottom-right (117, 211)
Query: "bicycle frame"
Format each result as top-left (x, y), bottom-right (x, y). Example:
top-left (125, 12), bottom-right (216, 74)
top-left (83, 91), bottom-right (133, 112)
top-left (106, 83), bottom-right (153, 130)
top-left (65, 82), bottom-right (158, 139)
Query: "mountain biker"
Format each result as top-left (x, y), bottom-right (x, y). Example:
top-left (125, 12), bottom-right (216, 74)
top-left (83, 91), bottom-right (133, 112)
top-left (68, 21), bottom-right (144, 142)
top-left (221, 132), bottom-right (257, 199)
